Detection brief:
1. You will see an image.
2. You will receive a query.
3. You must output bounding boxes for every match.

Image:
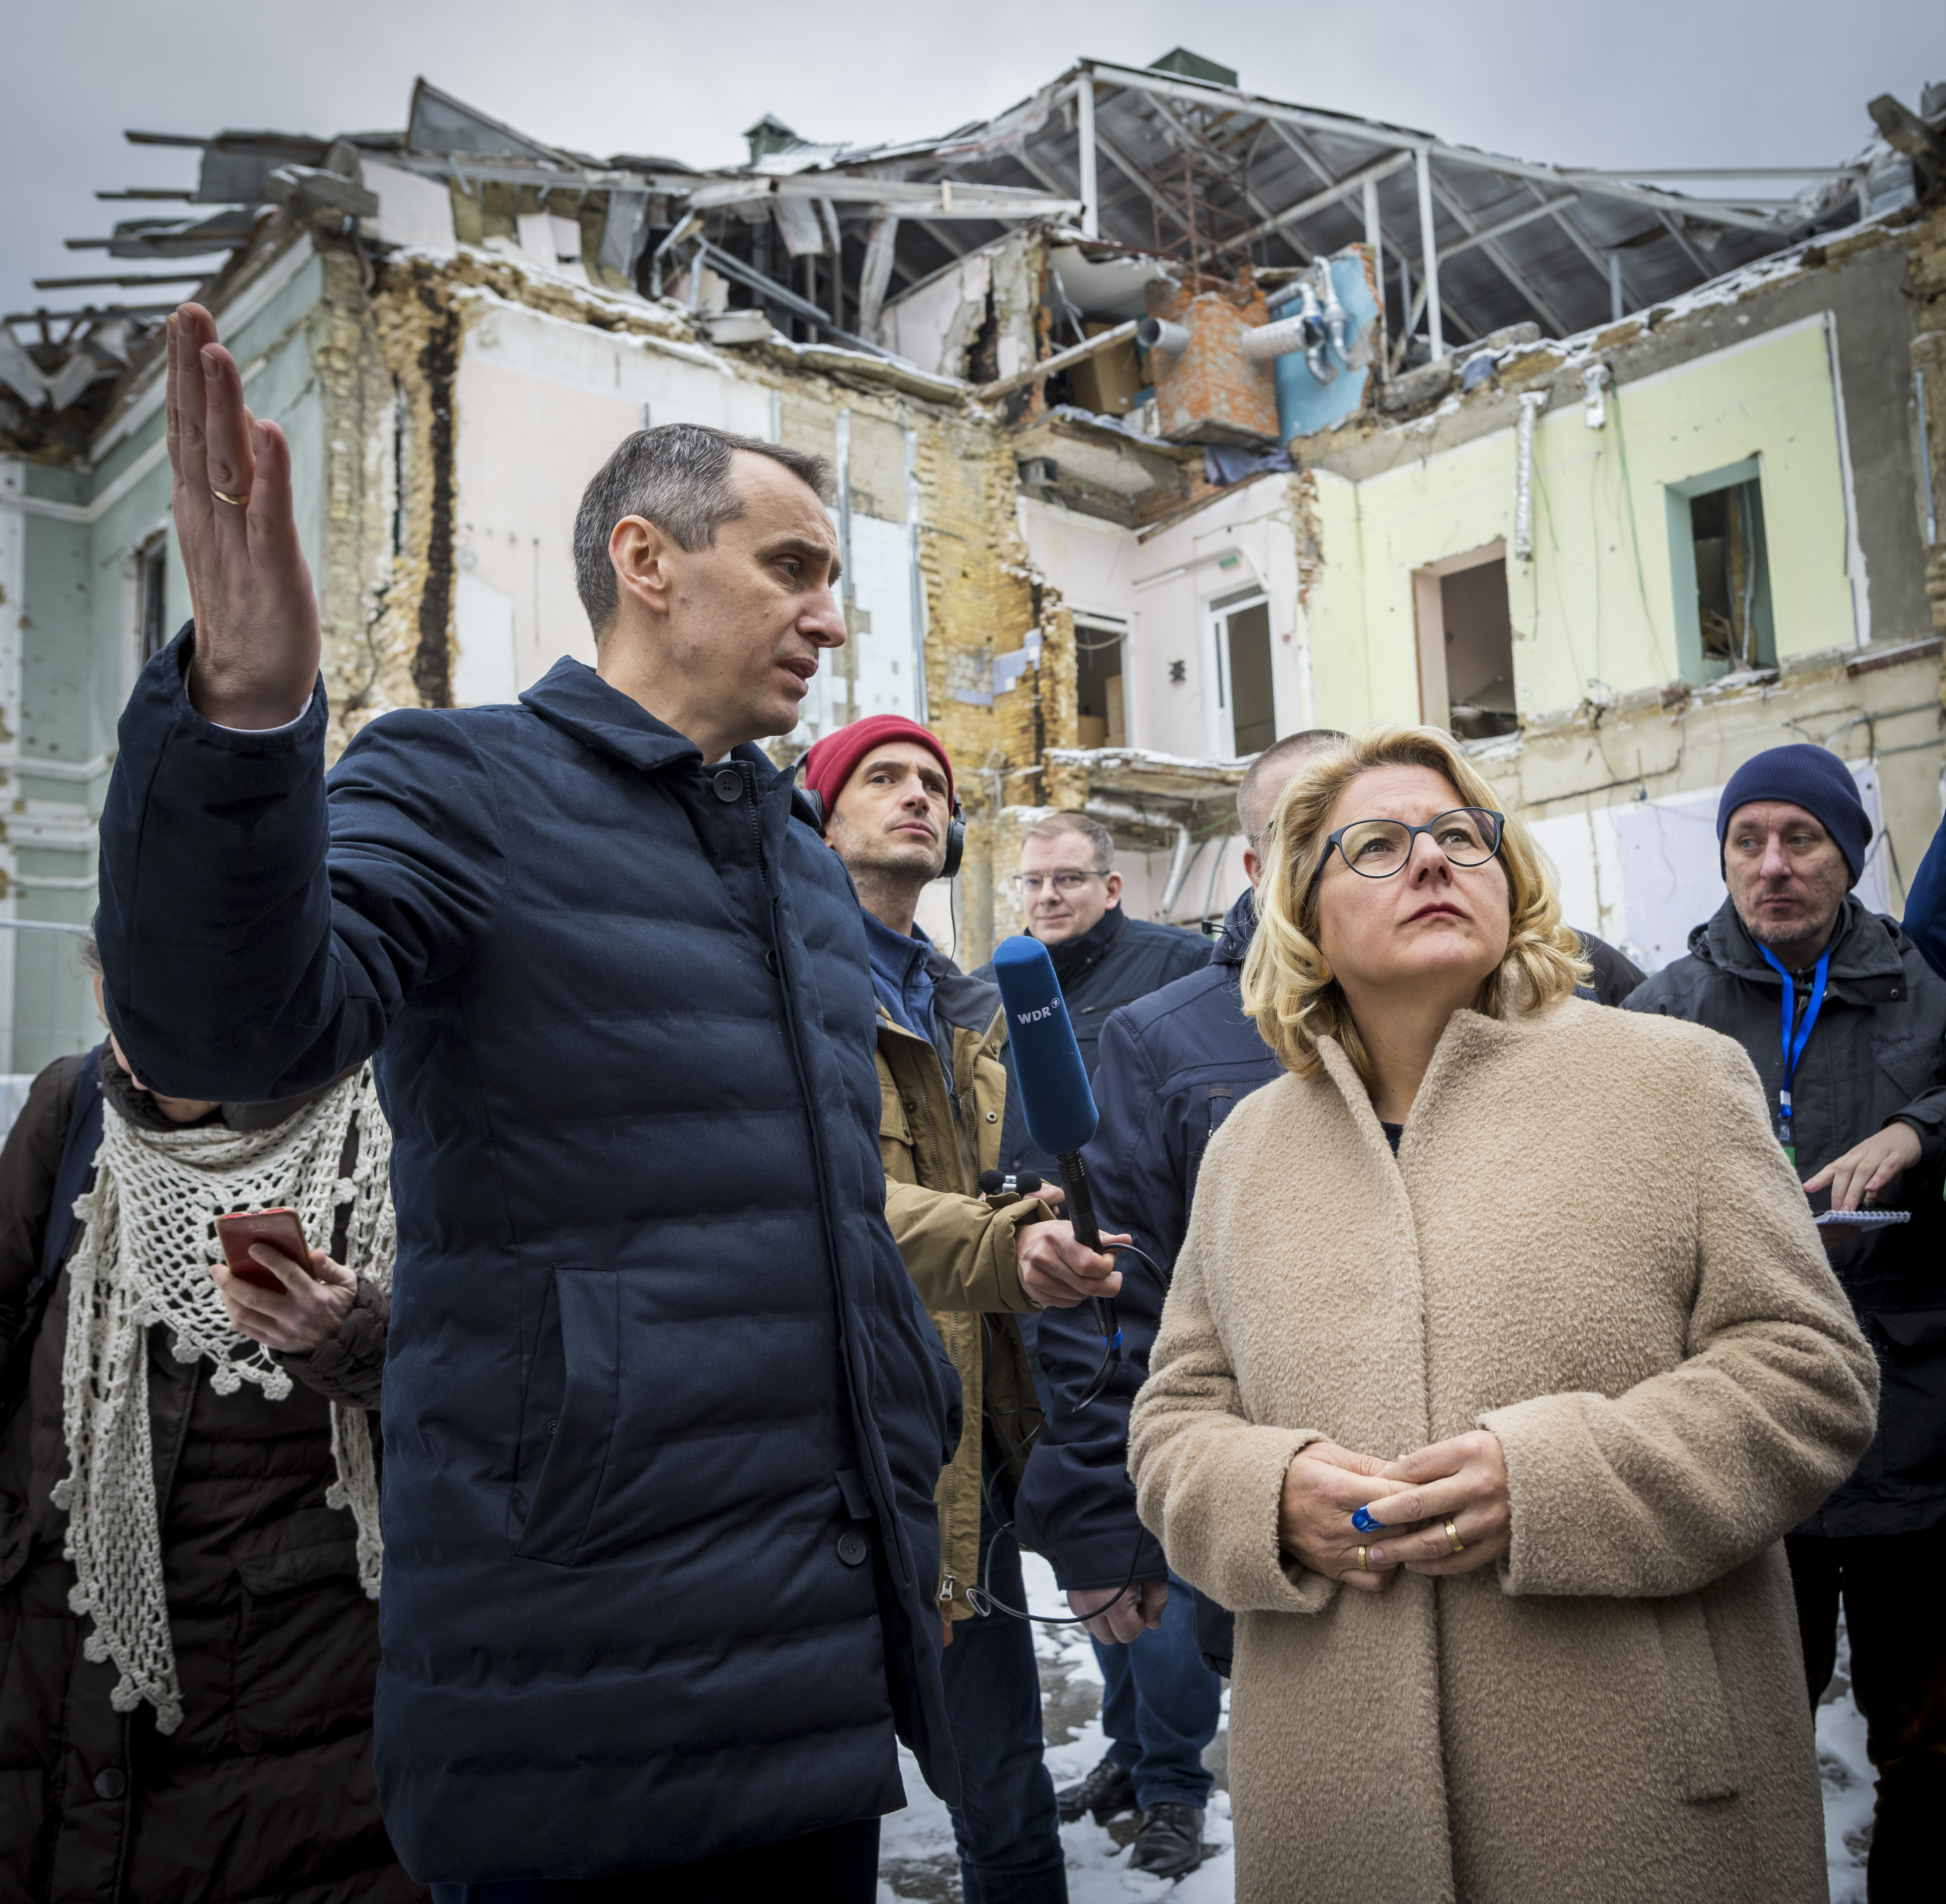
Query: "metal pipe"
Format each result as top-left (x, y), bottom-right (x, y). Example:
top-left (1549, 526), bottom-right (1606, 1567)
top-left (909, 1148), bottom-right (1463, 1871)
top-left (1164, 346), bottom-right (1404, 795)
top-left (1135, 316), bottom-right (1190, 358)
top-left (1362, 172), bottom-right (1383, 286)
top-left (1512, 390), bottom-right (1548, 559)
top-left (1317, 259), bottom-right (1349, 361)
top-left (1076, 73), bottom-right (1099, 240)
top-left (1608, 251), bottom-right (1624, 324)
top-left (1157, 824), bottom-right (1197, 918)
top-left (1240, 315), bottom-right (1312, 361)
top-left (1298, 275), bottom-right (1328, 380)
top-left (1918, 368), bottom-right (1937, 547)
top-left (1414, 147), bottom-right (1443, 360)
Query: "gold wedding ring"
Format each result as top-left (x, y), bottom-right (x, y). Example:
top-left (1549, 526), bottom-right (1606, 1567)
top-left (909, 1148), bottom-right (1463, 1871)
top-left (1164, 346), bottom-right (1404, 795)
top-left (1443, 1518), bottom-right (1466, 1555)
top-left (1356, 1545), bottom-right (1369, 1573)
top-left (210, 487), bottom-right (248, 507)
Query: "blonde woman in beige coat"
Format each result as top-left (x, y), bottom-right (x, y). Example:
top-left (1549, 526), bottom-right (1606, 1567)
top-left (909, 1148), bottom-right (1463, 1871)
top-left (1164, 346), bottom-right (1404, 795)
top-left (1126, 725), bottom-right (1878, 1904)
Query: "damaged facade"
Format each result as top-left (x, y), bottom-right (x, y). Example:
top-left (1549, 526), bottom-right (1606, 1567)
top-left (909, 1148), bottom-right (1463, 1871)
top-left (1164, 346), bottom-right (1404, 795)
top-left (3, 53), bottom-right (1945, 1066)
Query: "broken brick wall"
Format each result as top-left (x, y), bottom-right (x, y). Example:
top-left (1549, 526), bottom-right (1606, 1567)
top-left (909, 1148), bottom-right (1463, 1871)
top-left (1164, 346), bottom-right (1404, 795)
top-left (305, 239), bottom-right (1077, 961)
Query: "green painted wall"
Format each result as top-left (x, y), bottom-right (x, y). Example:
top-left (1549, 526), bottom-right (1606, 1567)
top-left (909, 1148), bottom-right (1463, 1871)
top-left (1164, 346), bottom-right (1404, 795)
top-left (1305, 315), bottom-right (1860, 728)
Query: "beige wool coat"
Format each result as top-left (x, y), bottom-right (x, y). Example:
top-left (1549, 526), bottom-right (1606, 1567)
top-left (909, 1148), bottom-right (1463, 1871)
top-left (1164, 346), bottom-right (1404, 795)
top-left (1128, 997), bottom-right (1878, 1904)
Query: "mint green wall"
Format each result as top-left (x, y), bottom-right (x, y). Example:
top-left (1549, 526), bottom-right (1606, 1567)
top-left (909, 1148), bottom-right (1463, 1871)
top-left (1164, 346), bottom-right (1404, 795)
top-left (1305, 315), bottom-right (1859, 728)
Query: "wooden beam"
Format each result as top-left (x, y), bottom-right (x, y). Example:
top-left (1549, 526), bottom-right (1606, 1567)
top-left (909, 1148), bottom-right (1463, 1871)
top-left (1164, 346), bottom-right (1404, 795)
top-left (975, 318), bottom-right (1138, 401)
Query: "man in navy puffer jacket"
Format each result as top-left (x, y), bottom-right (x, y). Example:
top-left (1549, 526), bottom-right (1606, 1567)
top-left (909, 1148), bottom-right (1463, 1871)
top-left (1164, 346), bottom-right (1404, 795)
top-left (92, 307), bottom-right (960, 1900)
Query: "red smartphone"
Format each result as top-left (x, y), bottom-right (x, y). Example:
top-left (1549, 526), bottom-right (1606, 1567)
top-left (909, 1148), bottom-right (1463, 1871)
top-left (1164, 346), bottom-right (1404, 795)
top-left (214, 1209), bottom-right (312, 1292)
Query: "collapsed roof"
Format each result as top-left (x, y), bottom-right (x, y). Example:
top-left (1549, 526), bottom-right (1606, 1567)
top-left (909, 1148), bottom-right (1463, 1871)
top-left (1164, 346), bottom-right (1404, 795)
top-left (5, 54), bottom-right (1940, 455)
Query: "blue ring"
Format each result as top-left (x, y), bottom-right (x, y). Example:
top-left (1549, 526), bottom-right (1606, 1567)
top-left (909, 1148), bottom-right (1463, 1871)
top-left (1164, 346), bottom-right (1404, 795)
top-left (1351, 1504), bottom-right (1382, 1534)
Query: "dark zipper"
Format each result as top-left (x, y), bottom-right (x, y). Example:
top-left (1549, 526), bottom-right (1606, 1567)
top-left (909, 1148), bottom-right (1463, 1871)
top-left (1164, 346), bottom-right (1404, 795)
top-left (736, 760), bottom-right (771, 898)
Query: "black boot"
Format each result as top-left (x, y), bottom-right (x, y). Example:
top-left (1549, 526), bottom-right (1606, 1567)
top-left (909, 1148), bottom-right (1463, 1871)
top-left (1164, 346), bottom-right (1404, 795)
top-left (1129, 1803), bottom-right (1206, 1880)
top-left (1055, 1755), bottom-right (1137, 1825)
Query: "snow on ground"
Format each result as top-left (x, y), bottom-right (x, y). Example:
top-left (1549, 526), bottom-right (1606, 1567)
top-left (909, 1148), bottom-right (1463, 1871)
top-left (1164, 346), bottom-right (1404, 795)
top-left (879, 1552), bottom-right (1233, 1903)
top-left (1818, 1621), bottom-right (1873, 1903)
top-left (880, 1554), bottom-right (1874, 1901)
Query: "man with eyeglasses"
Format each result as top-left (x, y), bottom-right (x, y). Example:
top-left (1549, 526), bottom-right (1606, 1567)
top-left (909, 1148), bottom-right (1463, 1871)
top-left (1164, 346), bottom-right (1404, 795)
top-left (982, 813), bottom-right (1212, 1189)
top-left (1626, 743), bottom-right (1946, 1901)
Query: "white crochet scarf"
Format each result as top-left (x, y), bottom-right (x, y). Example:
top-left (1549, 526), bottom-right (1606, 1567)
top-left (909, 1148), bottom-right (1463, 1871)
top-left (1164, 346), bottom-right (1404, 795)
top-left (52, 1062), bottom-right (395, 1735)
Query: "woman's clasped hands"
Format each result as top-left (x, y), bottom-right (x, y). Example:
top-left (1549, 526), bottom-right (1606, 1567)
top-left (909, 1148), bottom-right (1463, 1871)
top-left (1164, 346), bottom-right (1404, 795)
top-left (1277, 1431), bottom-right (1513, 1594)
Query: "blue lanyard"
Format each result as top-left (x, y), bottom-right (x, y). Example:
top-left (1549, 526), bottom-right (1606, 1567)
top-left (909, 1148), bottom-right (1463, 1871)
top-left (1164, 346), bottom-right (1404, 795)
top-left (1754, 942), bottom-right (1830, 1160)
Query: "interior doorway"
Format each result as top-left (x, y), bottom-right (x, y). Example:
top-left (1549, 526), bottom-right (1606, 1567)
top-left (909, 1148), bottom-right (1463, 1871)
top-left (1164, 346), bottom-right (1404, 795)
top-left (1074, 615), bottom-right (1127, 749)
top-left (1209, 586), bottom-right (1275, 756)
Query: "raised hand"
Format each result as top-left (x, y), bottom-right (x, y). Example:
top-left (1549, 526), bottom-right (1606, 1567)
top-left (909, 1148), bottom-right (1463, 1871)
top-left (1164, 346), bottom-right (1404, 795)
top-left (165, 303), bottom-right (321, 727)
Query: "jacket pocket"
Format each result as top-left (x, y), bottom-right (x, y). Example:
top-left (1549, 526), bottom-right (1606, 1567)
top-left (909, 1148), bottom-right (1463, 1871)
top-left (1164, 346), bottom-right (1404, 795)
top-left (230, 1508), bottom-right (374, 1756)
top-left (1869, 1309), bottom-right (1946, 1483)
top-left (512, 1267), bottom-right (620, 1567)
top-left (1650, 1593), bottom-right (1741, 1802)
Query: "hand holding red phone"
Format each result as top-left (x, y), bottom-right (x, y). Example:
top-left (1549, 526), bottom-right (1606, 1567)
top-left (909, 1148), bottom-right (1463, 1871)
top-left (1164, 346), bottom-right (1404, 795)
top-left (212, 1210), bottom-right (356, 1354)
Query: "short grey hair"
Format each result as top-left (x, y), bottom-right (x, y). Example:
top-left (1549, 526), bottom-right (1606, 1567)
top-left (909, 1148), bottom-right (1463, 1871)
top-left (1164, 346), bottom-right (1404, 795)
top-left (1238, 729), bottom-right (1348, 845)
top-left (572, 424), bottom-right (832, 637)
top-left (1022, 811), bottom-right (1115, 874)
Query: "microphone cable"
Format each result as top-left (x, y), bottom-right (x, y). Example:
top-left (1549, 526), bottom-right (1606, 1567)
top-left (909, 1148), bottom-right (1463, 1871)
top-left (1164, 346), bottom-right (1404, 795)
top-left (961, 1236), bottom-right (1168, 1629)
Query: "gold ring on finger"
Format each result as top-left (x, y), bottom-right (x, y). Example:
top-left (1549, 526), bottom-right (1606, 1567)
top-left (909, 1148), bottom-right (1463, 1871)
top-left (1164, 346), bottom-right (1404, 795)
top-left (1357, 1545), bottom-right (1368, 1573)
top-left (1443, 1518), bottom-right (1465, 1555)
top-left (210, 487), bottom-right (248, 507)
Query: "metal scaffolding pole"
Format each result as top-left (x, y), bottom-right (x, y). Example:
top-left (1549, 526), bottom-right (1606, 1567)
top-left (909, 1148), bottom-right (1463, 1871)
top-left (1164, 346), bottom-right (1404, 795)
top-left (1414, 147), bottom-right (1443, 360)
top-left (1076, 73), bottom-right (1099, 240)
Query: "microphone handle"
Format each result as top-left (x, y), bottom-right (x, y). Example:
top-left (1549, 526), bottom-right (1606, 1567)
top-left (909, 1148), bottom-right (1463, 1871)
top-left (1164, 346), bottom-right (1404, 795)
top-left (1056, 1151), bottom-right (1120, 1344)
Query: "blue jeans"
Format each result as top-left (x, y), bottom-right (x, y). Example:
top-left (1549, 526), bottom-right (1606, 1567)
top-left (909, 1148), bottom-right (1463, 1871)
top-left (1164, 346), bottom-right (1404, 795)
top-left (940, 1491), bottom-right (1067, 1904)
top-left (1096, 1571), bottom-right (1221, 1810)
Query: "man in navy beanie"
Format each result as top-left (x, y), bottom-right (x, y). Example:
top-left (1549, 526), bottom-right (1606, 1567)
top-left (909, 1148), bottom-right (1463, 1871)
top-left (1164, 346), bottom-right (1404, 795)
top-left (1626, 743), bottom-right (1946, 1900)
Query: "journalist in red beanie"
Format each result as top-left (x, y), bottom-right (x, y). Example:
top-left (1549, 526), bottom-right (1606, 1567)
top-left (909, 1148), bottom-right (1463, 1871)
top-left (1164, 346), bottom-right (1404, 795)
top-left (799, 715), bottom-right (955, 823)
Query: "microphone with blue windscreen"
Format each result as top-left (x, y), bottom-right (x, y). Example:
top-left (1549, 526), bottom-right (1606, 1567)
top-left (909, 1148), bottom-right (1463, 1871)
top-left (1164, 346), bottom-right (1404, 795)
top-left (991, 935), bottom-right (1121, 1383)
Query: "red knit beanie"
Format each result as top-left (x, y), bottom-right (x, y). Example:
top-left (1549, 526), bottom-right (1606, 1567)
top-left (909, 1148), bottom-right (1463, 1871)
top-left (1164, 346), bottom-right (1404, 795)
top-left (800, 716), bottom-right (955, 819)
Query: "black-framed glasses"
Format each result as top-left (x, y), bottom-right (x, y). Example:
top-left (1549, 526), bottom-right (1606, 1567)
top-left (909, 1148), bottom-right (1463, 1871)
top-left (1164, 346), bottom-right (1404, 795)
top-left (1013, 871), bottom-right (1103, 896)
top-left (1321, 808), bottom-right (1505, 881)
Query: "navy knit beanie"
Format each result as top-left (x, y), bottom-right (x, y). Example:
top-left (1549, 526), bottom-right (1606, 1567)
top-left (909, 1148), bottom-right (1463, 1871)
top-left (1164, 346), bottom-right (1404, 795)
top-left (1716, 744), bottom-right (1868, 885)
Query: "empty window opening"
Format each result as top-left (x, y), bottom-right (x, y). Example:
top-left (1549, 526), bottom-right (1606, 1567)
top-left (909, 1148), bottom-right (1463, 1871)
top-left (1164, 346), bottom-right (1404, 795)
top-left (1665, 461), bottom-right (1775, 683)
top-left (1211, 587), bottom-right (1275, 756)
top-left (137, 533), bottom-right (169, 663)
top-left (1690, 479), bottom-right (1774, 673)
top-left (1075, 617), bottom-right (1126, 750)
top-left (1440, 560), bottom-right (1517, 741)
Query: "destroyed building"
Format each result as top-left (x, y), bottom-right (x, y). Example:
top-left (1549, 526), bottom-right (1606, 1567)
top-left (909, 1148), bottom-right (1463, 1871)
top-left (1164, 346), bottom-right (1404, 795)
top-left (3, 51), bottom-right (1945, 1069)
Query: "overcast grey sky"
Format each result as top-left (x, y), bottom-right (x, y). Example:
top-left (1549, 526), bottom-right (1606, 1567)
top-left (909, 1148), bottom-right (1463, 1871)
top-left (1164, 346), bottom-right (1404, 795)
top-left (3, 0), bottom-right (1940, 326)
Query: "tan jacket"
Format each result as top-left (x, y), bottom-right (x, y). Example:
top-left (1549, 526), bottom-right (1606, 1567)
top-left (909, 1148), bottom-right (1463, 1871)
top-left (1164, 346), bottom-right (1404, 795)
top-left (876, 974), bottom-right (1047, 1620)
top-left (1129, 998), bottom-right (1877, 1904)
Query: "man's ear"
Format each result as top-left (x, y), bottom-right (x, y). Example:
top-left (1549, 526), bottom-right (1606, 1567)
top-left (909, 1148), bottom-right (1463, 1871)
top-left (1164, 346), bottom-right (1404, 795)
top-left (1105, 870), bottom-right (1124, 906)
top-left (610, 515), bottom-right (677, 622)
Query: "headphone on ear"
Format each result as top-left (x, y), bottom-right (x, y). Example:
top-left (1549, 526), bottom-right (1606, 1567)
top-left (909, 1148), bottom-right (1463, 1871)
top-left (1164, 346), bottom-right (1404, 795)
top-left (942, 799), bottom-right (966, 881)
top-left (796, 766), bottom-right (964, 881)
